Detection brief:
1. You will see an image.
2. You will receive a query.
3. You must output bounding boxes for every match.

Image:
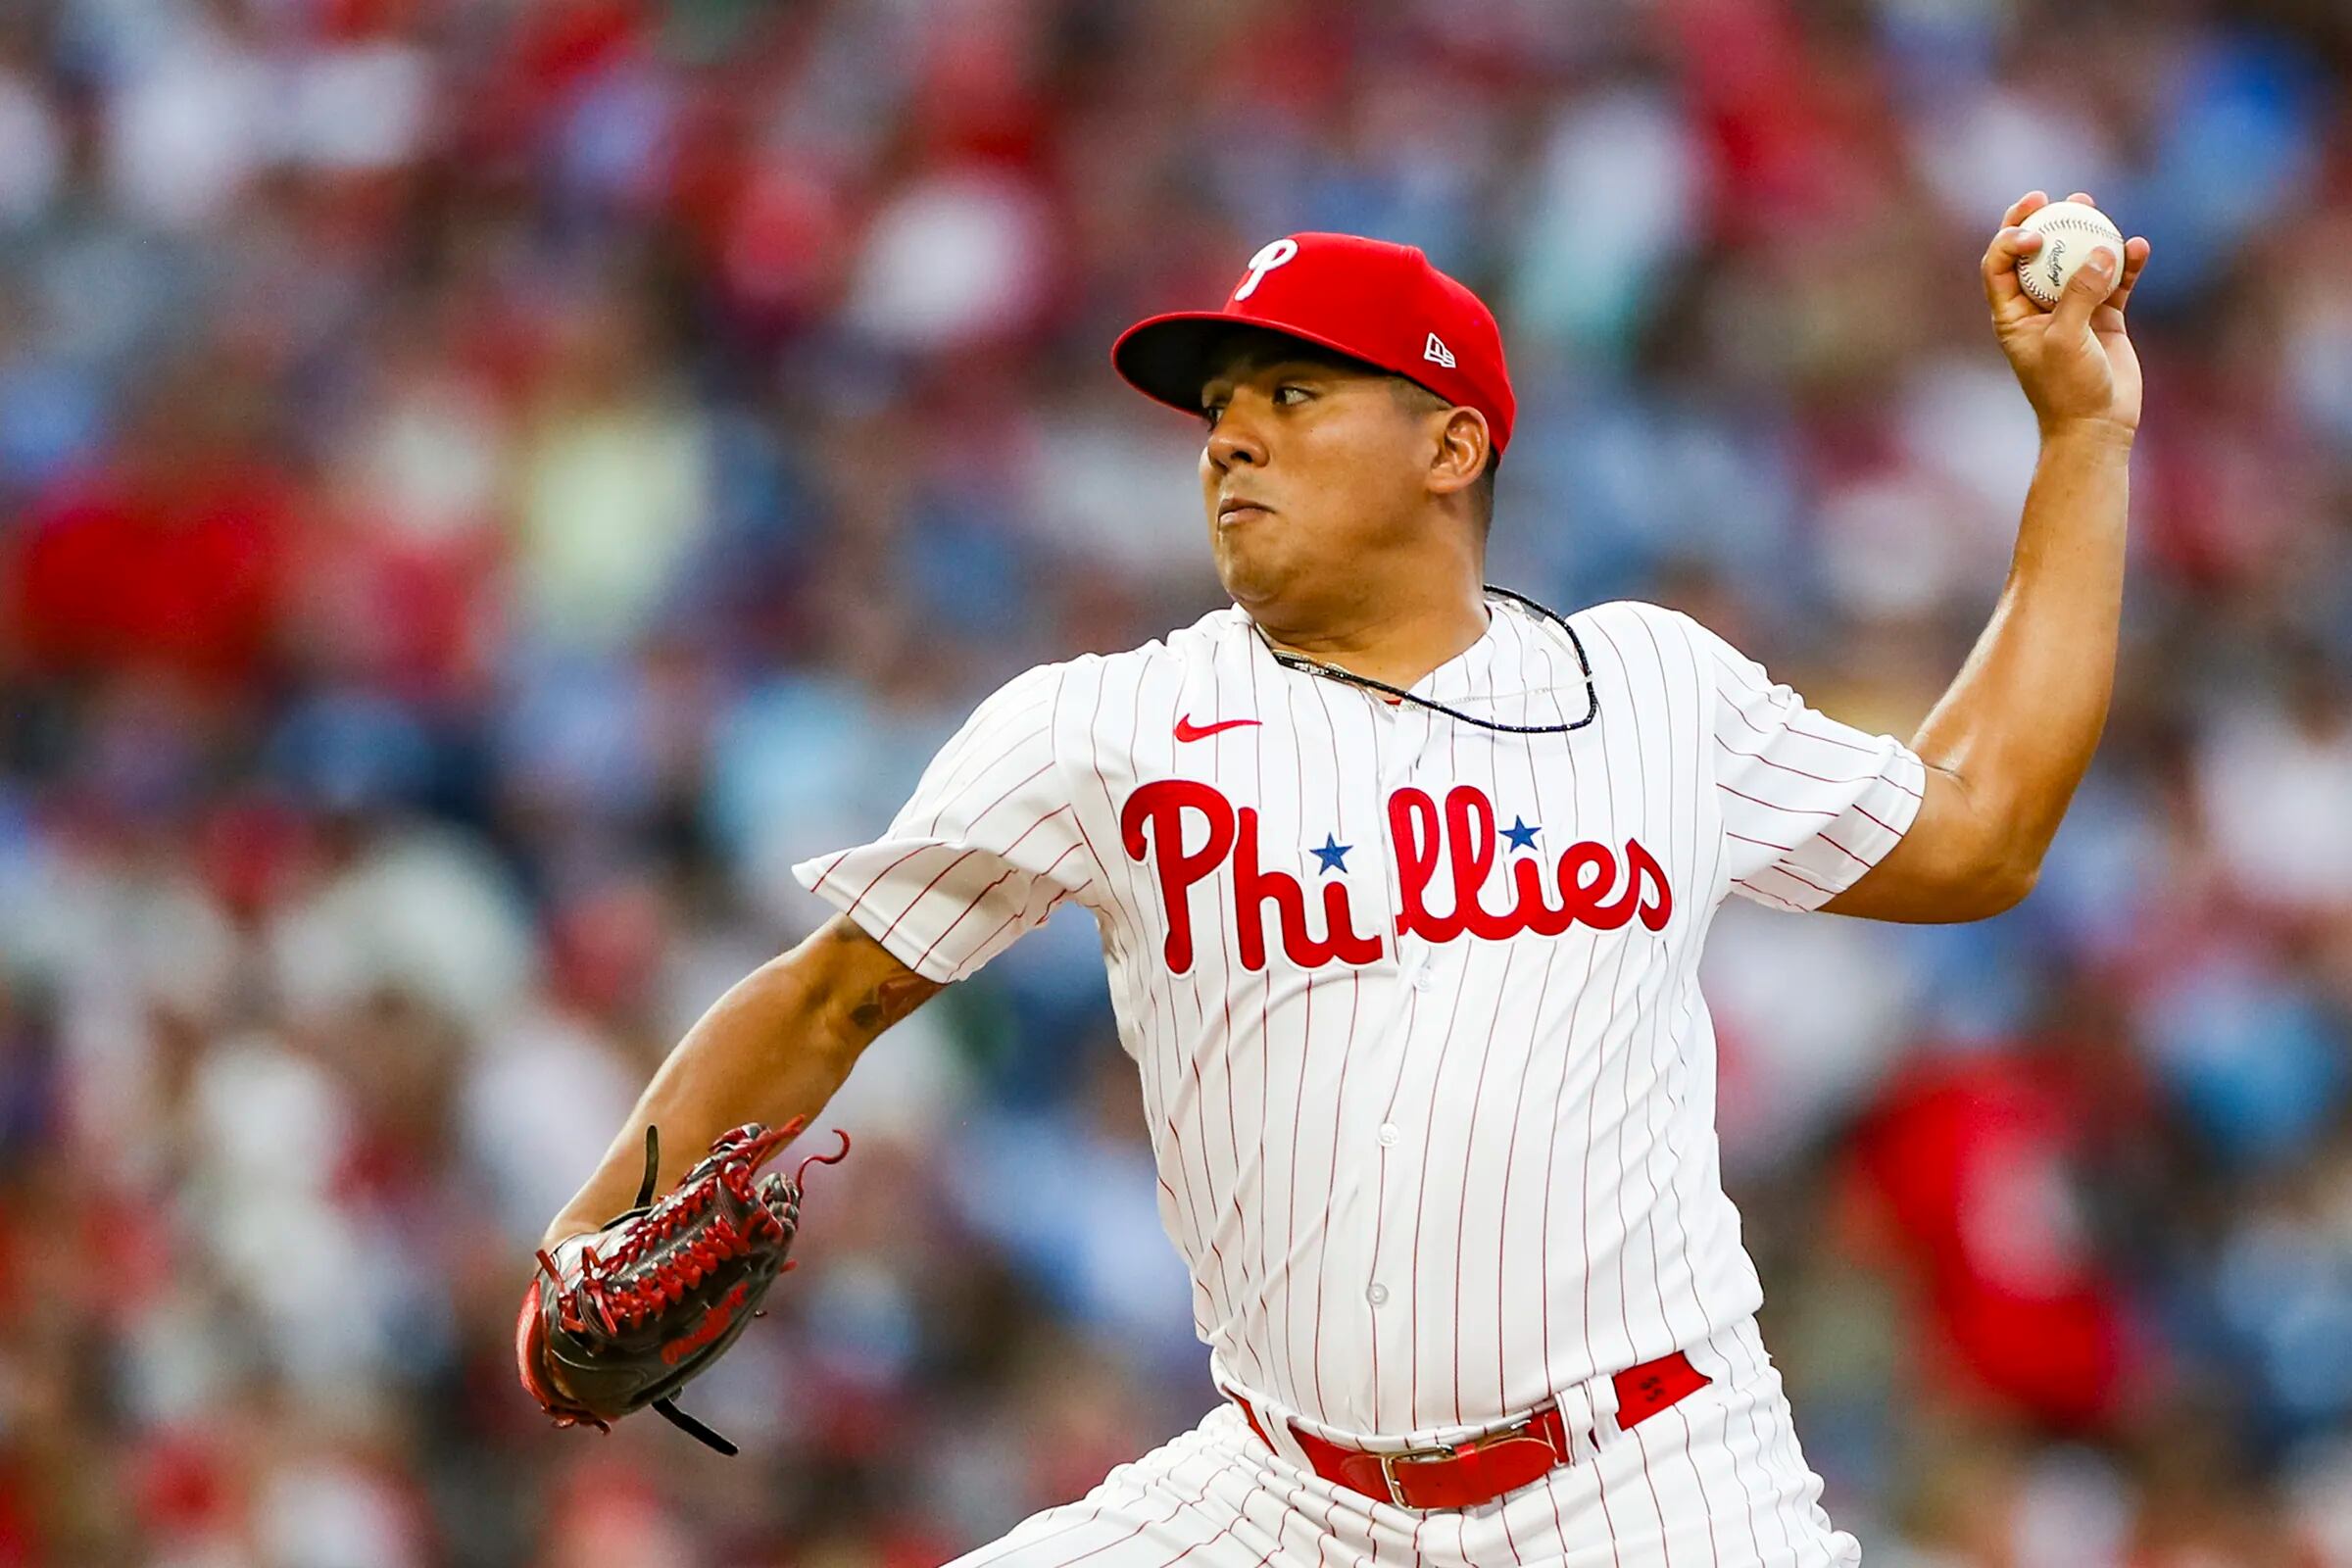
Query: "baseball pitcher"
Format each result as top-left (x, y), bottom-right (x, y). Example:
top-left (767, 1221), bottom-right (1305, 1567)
top-left (519, 192), bottom-right (2149, 1564)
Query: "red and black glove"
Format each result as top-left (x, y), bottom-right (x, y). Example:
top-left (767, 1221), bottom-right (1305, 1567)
top-left (515, 1119), bottom-right (848, 1455)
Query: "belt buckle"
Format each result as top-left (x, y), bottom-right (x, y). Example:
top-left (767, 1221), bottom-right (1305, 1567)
top-left (1375, 1441), bottom-right (1459, 1509)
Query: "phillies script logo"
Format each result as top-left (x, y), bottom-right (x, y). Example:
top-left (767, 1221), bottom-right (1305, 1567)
top-left (662, 1278), bottom-right (753, 1366)
top-left (1120, 781), bottom-right (1671, 975)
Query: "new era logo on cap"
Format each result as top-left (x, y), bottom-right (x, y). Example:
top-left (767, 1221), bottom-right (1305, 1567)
top-left (1108, 232), bottom-right (1518, 455)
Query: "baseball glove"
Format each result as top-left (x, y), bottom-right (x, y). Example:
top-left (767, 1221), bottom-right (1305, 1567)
top-left (515, 1118), bottom-right (849, 1455)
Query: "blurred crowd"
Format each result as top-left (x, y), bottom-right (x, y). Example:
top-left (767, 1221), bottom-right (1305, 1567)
top-left (2, 0), bottom-right (2351, 1563)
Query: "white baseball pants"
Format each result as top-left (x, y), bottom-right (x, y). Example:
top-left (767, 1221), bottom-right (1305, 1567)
top-left (946, 1317), bottom-right (1861, 1568)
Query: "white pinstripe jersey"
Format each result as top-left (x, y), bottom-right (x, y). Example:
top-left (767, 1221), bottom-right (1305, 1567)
top-left (795, 596), bottom-right (1926, 1446)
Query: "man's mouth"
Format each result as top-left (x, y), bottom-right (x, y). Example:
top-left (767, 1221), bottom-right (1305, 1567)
top-left (1218, 496), bottom-right (1274, 525)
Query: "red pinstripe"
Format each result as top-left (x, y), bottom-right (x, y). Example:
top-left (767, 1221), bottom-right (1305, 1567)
top-left (1731, 877), bottom-right (1805, 911)
top-left (1151, 657), bottom-right (1239, 1347)
top-left (1403, 932), bottom-right (1475, 1424)
top-left (1046, 1461), bottom-right (1225, 1568)
top-left (1116, 1422), bottom-right (1292, 1568)
top-left (1667, 1402), bottom-right (1730, 1568)
top-left (1758, 861), bottom-right (1837, 901)
top-left (807, 846), bottom-right (855, 892)
top-left (1245, 645), bottom-right (1282, 1402)
top-left (1050, 666), bottom-right (1112, 917)
top-left (1310, 968), bottom-right (1361, 1419)
top-left (1783, 721), bottom-right (1879, 757)
top-left (1689, 1356), bottom-right (1773, 1568)
top-left (1817, 834), bottom-right (1869, 867)
top-left (1662, 614), bottom-right (1778, 1563)
top-left (1608, 619), bottom-right (1724, 1568)
top-left (1708, 661), bottom-right (1791, 724)
top-left (874, 848), bottom-right (983, 945)
top-left (962, 757), bottom-right (1056, 833)
top-left (956, 1414), bottom-right (1226, 1568)
top-left (1733, 1328), bottom-right (1808, 1559)
top-left (958, 1502), bottom-right (1106, 1568)
top-left (914, 836), bottom-right (1085, 968)
top-left (1495, 612), bottom-right (1568, 1422)
top-left (1591, 619), bottom-right (1710, 1381)
top-left (1204, 648), bottom-right (1260, 1390)
top-left (1442, 640), bottom-right (1513, 1423)
top-left (1591, 1435), bottom-right (1629, 1568)
top-left (1370, 697), bottom-right (1445, 1431)
top-left (1611, 617), bottom-right (1718, 1338)
top-left (1854, 803), bottom-right (1904, 835)
top-left (956, 905), bottom-right (1027, 967)
top-left (1273, 664), bottom-right (1315, 1413)
top-left (1712, 735), bottom-right (1888, 790)
top-left (842, 842), bottom-right (938, 917)
top-left (1112, 662), bottom-right (1225, 1341)
top-left (1301, 671), bottom-right (1355, 1421)
top-left (1627, 1413), bottom-right (1687, 1568)
top-left (1714, 781), bottom-right (1837, 818)
top-left (1082, 662), bottom-right (1139, 961)
top-left (916, 710), bottom-right (1054, 834)
top-left (1588, 629), bottom-right (1649, 1372)
top-left (1528, 617), bottom-right (1603, 1556)
top-left (1366, 978), bottom-right (1421, 1431)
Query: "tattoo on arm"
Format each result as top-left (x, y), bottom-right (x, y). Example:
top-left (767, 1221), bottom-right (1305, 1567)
top-left (849, 972), bottom-right (938, 1034)
top-left (824, 915), bottom-right (943, 1037)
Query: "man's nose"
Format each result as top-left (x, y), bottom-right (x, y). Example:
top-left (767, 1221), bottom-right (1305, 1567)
top-left (1206, 404), bottom-right (1268, 471)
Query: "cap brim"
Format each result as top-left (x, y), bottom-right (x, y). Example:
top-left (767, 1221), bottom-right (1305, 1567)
top-left (1110, 313), bottom-right (1393, 419)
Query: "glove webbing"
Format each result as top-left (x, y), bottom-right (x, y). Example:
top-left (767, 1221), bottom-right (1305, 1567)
top-left (538, 1122), bottom-right (849, 1456)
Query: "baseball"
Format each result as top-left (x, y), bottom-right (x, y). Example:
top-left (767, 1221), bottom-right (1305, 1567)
top-left (2016, 200), bottom-right (2126, 310)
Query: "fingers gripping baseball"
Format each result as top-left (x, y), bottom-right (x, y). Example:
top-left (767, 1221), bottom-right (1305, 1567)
top-left (1982, 189), bottom-right (2048, 316)
top-left (1983, 190), bottom-right (2150, 435)
top-left (2100, 235), bottom-right (2152, 319)
top-left (2046, 243), bottom-right (2119, 338)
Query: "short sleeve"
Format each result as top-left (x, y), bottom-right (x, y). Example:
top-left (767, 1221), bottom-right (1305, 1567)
top-left (792, 664), bottom-right (1101, 983)
top-left (1687, 617), bottom-right (1929, 912)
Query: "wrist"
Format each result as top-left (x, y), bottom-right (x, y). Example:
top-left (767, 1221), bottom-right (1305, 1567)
top-left (2037, 417), bottom-right (2136, 457)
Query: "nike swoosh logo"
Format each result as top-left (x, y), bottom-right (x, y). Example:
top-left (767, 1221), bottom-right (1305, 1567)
top-left (1174, 714), bottom-right (1261, 743)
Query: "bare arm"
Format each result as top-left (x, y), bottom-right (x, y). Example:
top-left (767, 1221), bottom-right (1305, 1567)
top-left (1826, 191), bottom-right (2152, 923)
top-left (541, 914), bottom-right (941, 1249)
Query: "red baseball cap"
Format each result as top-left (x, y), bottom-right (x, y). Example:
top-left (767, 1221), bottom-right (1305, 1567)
top-left (1112, 232), bottom-right (1517, 455)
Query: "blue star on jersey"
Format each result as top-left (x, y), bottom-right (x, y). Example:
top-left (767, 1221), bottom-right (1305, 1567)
top-left (1501, 816), bottom-right (1542, 853)
top-left (1311, 834), bottom-right (1352, 874)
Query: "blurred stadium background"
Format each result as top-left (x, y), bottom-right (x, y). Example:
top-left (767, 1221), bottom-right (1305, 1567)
top-left (2, 0), bottom-right (2351, 1563)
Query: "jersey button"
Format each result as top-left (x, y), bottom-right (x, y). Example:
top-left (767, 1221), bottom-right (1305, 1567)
top-left (1409, 968), bottom-right (1435, 993)
top-left (1377, 1122), bottom-right (1400, 1148)
top-left (1366, 1283), bottom-right (1389, 1307)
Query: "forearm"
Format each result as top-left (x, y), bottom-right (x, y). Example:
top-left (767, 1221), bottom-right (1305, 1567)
top-left (540, 917), bottom-right (937, 1249)
top-left (1912, 421), bottom-right (2133, 879)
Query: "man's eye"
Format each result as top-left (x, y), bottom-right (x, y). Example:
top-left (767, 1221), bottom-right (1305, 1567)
top-left (1201, 404), bottom-right (1225, 426)
top-left (1275, 385), bottom-right (1309, 405)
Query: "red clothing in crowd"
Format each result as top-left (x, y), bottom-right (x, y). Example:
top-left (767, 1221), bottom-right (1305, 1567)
top-left (1848, 1050), bottom-right (2136, 1432)
top-left (8, 466), bottom-right (296, 688)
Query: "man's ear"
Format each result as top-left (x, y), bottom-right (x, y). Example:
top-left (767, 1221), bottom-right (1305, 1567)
top-left (1426, 407), bottom-right (1491, 501)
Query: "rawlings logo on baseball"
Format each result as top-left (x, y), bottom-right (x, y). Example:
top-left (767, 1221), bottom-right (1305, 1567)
top-left (2016, 200), bottom-right (2124, 310)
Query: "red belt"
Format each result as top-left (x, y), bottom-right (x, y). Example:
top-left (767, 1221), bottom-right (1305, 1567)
top-left (1226, 1351), bottom-right (1709, 1512)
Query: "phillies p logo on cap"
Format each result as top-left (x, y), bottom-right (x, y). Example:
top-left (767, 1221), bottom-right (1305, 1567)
top-left (1233, 239), bottom-right (1300, 302)
top-left (1111, 232), bottom-right (1517, 456)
